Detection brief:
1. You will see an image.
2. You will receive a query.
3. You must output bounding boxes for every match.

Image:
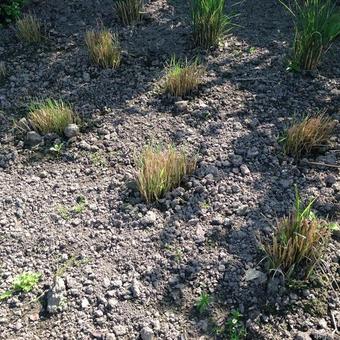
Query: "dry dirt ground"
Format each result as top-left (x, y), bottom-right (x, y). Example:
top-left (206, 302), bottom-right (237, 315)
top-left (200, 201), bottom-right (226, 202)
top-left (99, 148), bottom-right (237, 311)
top-left (0, 0), bottom-right (339, 339)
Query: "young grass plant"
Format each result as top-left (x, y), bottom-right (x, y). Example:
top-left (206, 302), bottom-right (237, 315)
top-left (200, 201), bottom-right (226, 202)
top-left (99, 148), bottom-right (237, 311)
top-left (135, 145), bottom-right (196, 203)
top-left (191, 0), bottom-right (233, 48)
top-left (280, 0), bottom-right (340, 71)
top-left (164, 57), bottom-right (205, 97)
top-left (196, 292), bottom-right (210, 314)
top-left (28, 99), bottom-right (76, 135)
top-left (85, 29), bottom-right (121, 68)
top-left (282, 112), bottom-right (336, 159)
top-left (263, 187), bottom-right (331, 280)
top-left (114, 0), bottom-right (143, 25)
top-left (16, 14), bottom-right (42, 43)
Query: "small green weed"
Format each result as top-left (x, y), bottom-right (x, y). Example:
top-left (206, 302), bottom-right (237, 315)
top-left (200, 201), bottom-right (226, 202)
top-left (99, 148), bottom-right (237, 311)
top-left (0, 0), bottom-right (26, 26)
top-left (57, 196), bottom-right (87, 219)
top-left (72, 195), bottom-right (86, 214)
top-left (226, 310), bottom-right (246, 340)
top-left (89, 152), bottom-right (107, 167)
top-left (57, 205), bottom-right (70, 221)
top-left (0, 272), bottom-right (41, 301)
top-left (213, 310), bottom-right (246, 339)
top-left (50, 142), bottom-right (64, 157)
top-left (248, 46), bottom-right (257, 54)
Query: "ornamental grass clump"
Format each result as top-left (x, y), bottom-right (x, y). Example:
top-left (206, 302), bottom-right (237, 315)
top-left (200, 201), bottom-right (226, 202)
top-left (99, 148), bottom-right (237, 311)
top-left (85, 29), bottom-right (121, 68)
top-left (16, 14), bottom-right (42, 43)
top-left (28, 99), bottom-right (76, 135)
top-left (191, 0), bottom-right (233, 48)
top-left (282, 112), bottom-right (336, 159)
top-left (164, 57), bottom-right (205, 97)
top-left (263, 188), bottom-right (331, 280)
top-left (280, 0), bottom-right (340, 71)
top-left (135, 145), bottom-right (196, 203)
top-left (114, 0), bottom-right (143, 25)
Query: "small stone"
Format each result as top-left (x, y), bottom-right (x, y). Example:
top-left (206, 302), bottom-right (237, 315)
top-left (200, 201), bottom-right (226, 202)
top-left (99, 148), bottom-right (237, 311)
top-left (240, 164), bottom-right (250, 175)
top-left (105, 333), bottom-right (116, 340)
top-left (79, 140), bottom-right (92, 151)
top-left (325, 175), bottom-right (336, 187)
top-left (94, 309), bottom-right (104, 318)
top-left (46, 278), bottom-right (66, 314)
top-left (111, 279), bottom-right (123, 288)
top-left (247, 147), bottom-right (259, 158)
top-left (140, 326), bottom-right (154, 340)
top-left (83, 72), bottom-right (90, 81)
top-left (103, 277), bottom-right (111, 288)
top-left (294, 331), bottom-right (312, 340)
top-left (131, 279), bottom-right (141, 298)
top-left (231, 155), bottom-right (243, 166)
top-left (211, 215), bottom-right (223, 225)
top-left (175, 100), bottom-right (189, 112)
top-left (279, 179), bottom-right (292, 189)
top-left (113, 325), bottom-right (127, 336)
top-left (244, 269), bottom-right (267, 284)
top-left (108, 298), bottom-right (118, 309)
top-left (64, 124), bottom-right (79, 138)
top-left (81, 298), bottom-right (90, 309)
top-left (141, 211), bottom-right (157, 226)
top-left (25, 131), bottom-right (42, 147)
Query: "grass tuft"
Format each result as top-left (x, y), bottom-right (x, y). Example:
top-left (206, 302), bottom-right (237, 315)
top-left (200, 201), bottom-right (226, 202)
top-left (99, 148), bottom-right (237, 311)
top-left (85, 28), bottom-right (121, 68)
top-left (191, 0), bottom-right (233, 48)
top-left (280, 0), bottom-right (340, 71)
top-left (263, 187), bottom-right (332, 280)
top-left (16, 14), bottom-right (42, 43)
top-left (28, 99), bottom-right (76, 135)
top-left (164, 56), bottom-right (205, 97)
top-left (282, 112), bottom-right (336, 159)
top-left (114, 0), bottom-right (143, 25)
top-left (196, 292), bottom-right (210, 314)
top-left (135, 145), bottom-right (196, 203)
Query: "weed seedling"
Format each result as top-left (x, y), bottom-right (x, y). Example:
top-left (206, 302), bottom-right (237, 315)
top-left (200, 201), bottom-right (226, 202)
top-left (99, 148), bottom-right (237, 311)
top-left (72, 195), bottom-right (86, 214)
top-left (57, 205), bottom-right (70, 221)
top-left (50, 142), bottom-right (64, 157)
top-left (226, 310), bottom-right (246, 340)
top-left (0, 272), bottom-right (41, 301)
